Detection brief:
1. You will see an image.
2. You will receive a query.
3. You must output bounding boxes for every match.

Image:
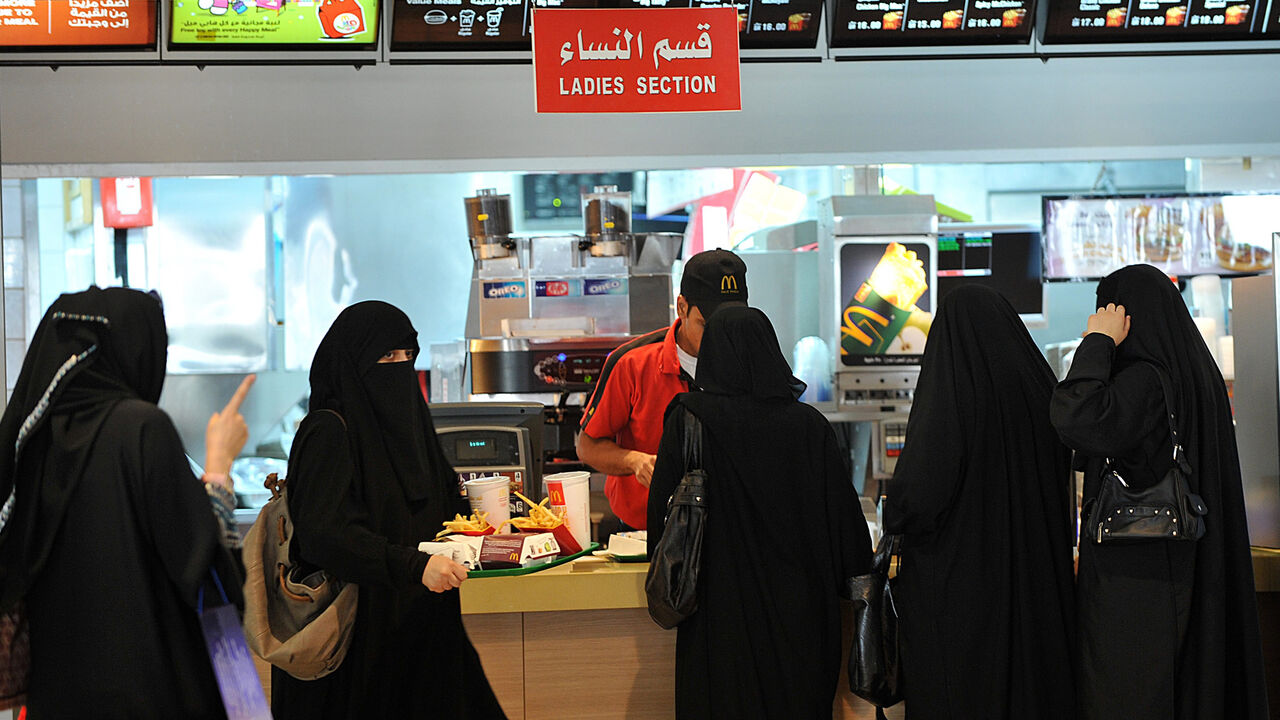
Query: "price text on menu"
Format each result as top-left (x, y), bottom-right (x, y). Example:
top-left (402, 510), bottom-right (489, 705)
top-left (0, 0), bottom-right (155, 48)
top-left (1042, 0), bottom-right (1276, 41)
top-left (531, 7), bottom-right (741, 113)
top-left (829, 0), bottom-right (1034, 46)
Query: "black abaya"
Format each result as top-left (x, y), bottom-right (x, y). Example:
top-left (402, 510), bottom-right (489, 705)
top-left (1051, 264), bottom-right (1269, 720)
top-left (271, 301), bottom-right (504, 720)
top-left (0, 287), bottom-right (240, 719)
top-left (647, 306), bottom-right (872, 719)
top-left (883, 285), bottom-right (1076, 720)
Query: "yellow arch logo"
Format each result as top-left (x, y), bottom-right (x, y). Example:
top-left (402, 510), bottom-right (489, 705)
top-left (720, 275), bottom-right (738, 292)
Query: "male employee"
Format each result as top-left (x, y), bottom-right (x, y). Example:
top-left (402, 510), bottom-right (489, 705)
top-left (576, 249), bottom-right (748, 530)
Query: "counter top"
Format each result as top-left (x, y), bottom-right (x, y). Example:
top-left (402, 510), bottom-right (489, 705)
top-left (458, 549), bottom-right (1280, 617)
top-left (460, 556), bottom-right (647, 615)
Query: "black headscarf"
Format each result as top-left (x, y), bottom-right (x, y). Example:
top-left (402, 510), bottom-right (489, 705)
top-left (694, 305), bottom-right (804, 401)
top-left (1093, 264), bottom-right (1267, 719)
top-left (885, 285), bottom-right (1075, 718)
top-left (0, 287), bottom-right (167, 608)
top-left (308, 301), bottom-right (451, 506)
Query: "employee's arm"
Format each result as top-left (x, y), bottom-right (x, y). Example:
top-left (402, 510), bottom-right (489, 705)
top-left (576, 432), bottom-right (656, 488)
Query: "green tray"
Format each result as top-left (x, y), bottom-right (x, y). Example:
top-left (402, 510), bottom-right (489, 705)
top-left (468, 542), bottom-right (600, 578)
top-left (610, 553), bottom-right (648, 563)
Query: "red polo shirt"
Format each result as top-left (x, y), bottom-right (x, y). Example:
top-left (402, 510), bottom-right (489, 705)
top-left (580, 321), bottom-right (690, 529)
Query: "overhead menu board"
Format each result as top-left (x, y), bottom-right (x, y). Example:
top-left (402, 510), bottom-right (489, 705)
top-left (829, 0), bottom-right (1033, 46)
top-left (392, 0), bottom-right (819, 51)
top-left (0, 0), bottom-right (156, 48)
top-left (1042, 0), bottom-right (1269, 41)
top-left (1042, 193), bottom-right (1278, 280)
top-left (170, 0), bottom-right (379, 46)
top-left (391, 0), bottom-right (600, 51)
top-left (617, 0), bottom-right (822, 50)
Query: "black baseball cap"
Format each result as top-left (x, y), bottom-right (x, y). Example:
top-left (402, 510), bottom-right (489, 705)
top-left (680, 249), bottom-right (748, 317)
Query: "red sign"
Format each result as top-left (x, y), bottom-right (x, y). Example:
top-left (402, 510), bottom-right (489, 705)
top-left (100, 177), bottom-right (154, 229)
top-left (0, 0), bottom-right (155, 48)
top-left (532, 7), bottom-right (741, 114)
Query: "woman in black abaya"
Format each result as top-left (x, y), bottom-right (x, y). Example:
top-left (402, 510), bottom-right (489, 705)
top-left (271, 301), bottom-right (505, 720)
top-left (883, 285), bottom-right (1076, 720)
top-left (0, 287), bottom-right (252, 718)
top-left (647, 305), bottom-right (872, 719)
top-left (1051, 264), bottom-right (1268, 720)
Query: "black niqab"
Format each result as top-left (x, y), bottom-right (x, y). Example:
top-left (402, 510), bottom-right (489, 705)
top-left (0, 286), bottom-right (167, 607)
top-left (884, 285), bottom-right (1076, 719)
top-left (308, 300), bottom-right (447, 504)
top-left (693, 305), bottom-right (804, 401)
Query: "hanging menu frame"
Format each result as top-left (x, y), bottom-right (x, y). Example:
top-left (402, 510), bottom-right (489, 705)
top-left (160, 0), bottom-right (382, 64)
top-left (386, 0), bottom-right (828, 62)
top-left (0, 0), bottom-right (161, 65)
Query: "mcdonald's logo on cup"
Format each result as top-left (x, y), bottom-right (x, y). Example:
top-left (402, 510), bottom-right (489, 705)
top-left (721, 274), bottom-right (738, 292)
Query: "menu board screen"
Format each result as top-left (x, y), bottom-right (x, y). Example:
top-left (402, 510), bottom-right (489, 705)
top-left (829, 0), bottom-right (1033, 46)
top-left (391, 0), bottom-right (600, 51)
top-left (171, 0), bottom-right (379, 46)
top-left (393, 0), bottom-right (819, 51)
top-left (1043, 193), bottom-right (1279, 280)
top-left (838, 239), bottom-right (933, 367)
top-left (0, 0), bottom-right (156, 48)
top-left (1042, 0), bottom-right (1267, 42)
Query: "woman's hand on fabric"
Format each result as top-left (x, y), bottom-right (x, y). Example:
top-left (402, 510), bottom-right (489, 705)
top-left (205, 374), bottom-right (256, 475)
top-left (627, 451), bottom-right (657, 488)
top-left (422, 553), bottom-right (469, 592)
top-left (1084, 303), bottom-right (1130, 345)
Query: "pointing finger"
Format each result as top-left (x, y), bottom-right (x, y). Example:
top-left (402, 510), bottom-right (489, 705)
top-left (222, 374), bottom-right (256, 415)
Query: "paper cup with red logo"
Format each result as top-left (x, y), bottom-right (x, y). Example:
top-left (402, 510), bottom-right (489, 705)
top-left (464, 475), bottom-right (511, 529)
top-left (543, 471), bottom-right (592, 552)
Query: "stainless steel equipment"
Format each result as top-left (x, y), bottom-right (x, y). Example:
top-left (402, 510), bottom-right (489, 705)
top-left (459, 186), bottom-right (683, 483)
top-left (1232, 273), bottom-right (1280, 548)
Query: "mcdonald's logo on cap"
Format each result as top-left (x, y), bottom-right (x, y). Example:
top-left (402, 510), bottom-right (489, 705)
top-left (721, 275), bottom-right (738, 292)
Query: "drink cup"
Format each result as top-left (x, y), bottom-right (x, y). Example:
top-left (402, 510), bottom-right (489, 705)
top-left (464, 475), bottom-right (511, 529)
top-left (544, 471), bottom-right (592, 552)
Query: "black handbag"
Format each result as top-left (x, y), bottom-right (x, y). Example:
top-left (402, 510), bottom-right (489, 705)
top-left (1087, 362), bottom-right (1208, 544)
top-left (845, 533), bottom-right (902, 717)
top-left (644, 408), bottom-right (706, 630)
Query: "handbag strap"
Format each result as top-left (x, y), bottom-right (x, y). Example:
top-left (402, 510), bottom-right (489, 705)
top-left (1104, 362), bottom-right (1191, 482)
top-left (1139, 361), bottom-right (1192, 476)
top-left (681, 407), bottom-right (702, 472)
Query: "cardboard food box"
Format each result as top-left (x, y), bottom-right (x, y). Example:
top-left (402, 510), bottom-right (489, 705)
top-left (418, 535), bottom-right (485, 569)
top-left (478, 533), bottom-right (561, 570)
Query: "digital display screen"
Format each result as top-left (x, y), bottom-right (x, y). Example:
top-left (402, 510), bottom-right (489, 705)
top-left (0, 0), bottom-right (156, 49)
top-left (829, 0), bottom-right (1034, 47)
top-left (393, 0), bottom-right (819, 51)
top-left (937, 228), bottom-right (1044, 316)
top-left (170, 0), bottom-right (380, 47)
top-left (1042, 193), bottom-right (1278, 280)
top-left (1042, 0), bottom-right (1269, 42)
top-left (456, 437), bottom-right (500, 461)
top-left (838, 240), bottom-right (933, 367)
top-left (391, 0), bottom-right (601, 51)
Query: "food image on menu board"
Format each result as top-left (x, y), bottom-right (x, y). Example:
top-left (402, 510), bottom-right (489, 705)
top-left (0, 0), bottom-right (156, 48)
top-left (171, 0), bottom-right (379, 45)
top-left (839, 241), bottom-right (933, 366)
top-left (1042, 0), bottom-right (1265, 42)
top-left (829, 0), bottom-right (1034, 46)
top-left (1042, 193), bottom-right (1278, 279)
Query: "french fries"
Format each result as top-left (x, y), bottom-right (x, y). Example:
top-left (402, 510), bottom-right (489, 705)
top-left (498, 493), bottom-right (566, 533)
top-left (434, 511), bottom-right (493, 538)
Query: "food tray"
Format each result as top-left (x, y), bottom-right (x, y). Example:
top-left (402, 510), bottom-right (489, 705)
top-left (468, 543), bottom-right (600, 578)
top-left (592, 550), bottom-right (648, 563)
